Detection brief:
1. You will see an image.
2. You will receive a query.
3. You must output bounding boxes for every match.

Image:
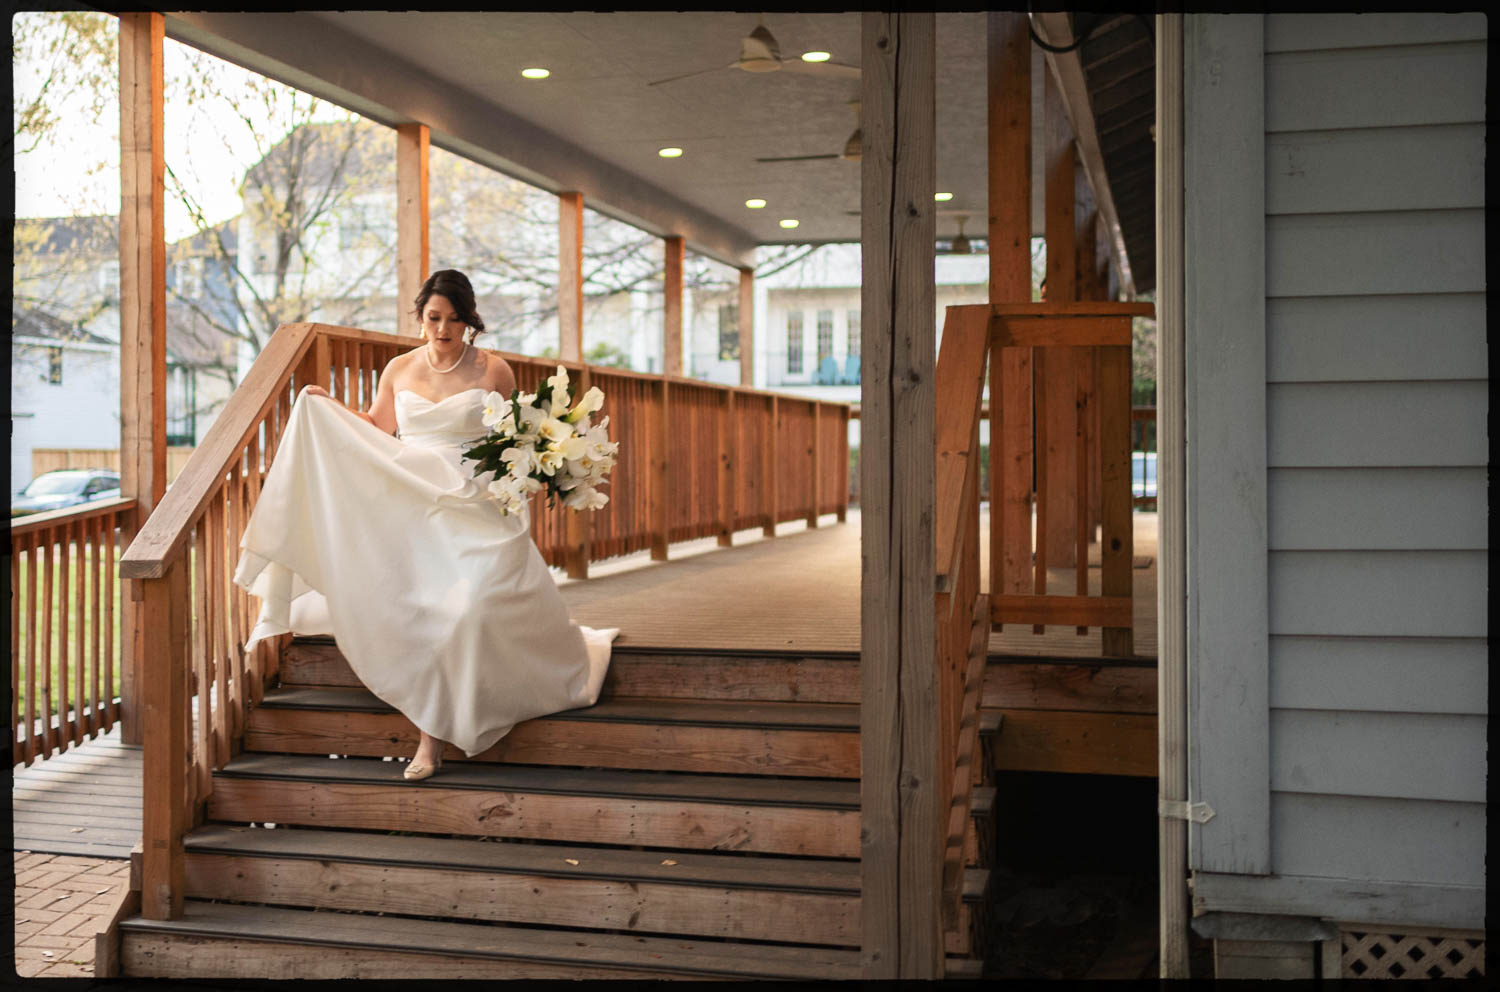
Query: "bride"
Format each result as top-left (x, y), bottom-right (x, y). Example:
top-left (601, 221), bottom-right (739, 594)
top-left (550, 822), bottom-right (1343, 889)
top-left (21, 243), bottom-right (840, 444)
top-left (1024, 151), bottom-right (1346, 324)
top-left (234, 269), bottom-right (617, 781)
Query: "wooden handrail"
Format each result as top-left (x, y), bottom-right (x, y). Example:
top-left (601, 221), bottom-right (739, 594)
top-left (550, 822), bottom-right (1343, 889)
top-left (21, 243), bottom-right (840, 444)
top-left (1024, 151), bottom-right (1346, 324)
top-left (120, 323), bottom-right (415, 580)
top-left (10, 497), bottom-right (137, 539)
top-left (934, 307), bottom-right (990, 595)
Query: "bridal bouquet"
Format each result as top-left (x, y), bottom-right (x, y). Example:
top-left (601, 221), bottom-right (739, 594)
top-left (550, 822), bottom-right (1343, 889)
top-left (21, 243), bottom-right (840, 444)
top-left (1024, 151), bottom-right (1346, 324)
top-left (461, 365), bottom-right (619, 516)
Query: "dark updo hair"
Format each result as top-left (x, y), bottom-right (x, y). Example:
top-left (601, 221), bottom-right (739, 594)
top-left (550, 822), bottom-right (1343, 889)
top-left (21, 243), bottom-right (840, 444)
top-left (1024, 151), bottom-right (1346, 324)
top-left (413, 268), bottom-right (486, 342)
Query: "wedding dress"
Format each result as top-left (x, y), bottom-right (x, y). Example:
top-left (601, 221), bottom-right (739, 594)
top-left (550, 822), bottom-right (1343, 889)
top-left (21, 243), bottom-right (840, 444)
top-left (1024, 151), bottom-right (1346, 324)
top-left (233, 386), bottom-right (618, 757)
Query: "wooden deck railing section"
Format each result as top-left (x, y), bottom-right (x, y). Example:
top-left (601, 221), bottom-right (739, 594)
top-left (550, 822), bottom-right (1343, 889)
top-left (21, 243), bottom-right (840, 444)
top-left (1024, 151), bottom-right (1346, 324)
top-left (10, 498), bottom-right (136, 766)
top-left (117, 320), bottom-right (850, 921)
top-left (983, 301), bottom-right (1154, 657)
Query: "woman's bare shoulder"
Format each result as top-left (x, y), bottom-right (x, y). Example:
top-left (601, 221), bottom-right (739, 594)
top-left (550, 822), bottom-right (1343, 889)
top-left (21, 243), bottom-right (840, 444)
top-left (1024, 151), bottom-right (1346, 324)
top-left (478, 349), bottom-right (517, 391)
top-left (378, 349), bottom-right (417, 389)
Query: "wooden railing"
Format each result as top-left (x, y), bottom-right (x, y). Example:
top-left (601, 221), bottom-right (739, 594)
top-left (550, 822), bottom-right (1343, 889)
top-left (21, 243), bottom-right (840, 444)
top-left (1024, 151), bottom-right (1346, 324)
top-left (983, 301), bottom-right (1153, 657)
top-left (10, 497), bottom-right (136, 766)
top-left (1132, 406), bottom-right (1157, 509)
top-left (932, 306), bottom-right (992, 930)
top-left (119, 320), bottom-right (851, 921)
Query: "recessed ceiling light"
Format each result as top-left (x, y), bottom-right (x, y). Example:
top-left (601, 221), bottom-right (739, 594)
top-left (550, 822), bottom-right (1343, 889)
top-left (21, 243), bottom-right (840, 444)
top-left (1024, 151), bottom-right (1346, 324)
top-left (658, 147), bottom-right (684, 158)
top-left (521, 67), bottom-right (550, 79)
top-left (934, 192), bottom-right (954, 202)
top-left (745, 198), bottom-right (767, 209)
top-left (801, 51), bottom-right (831, 63)
top-left (779, 218), bottom-right (800, 229)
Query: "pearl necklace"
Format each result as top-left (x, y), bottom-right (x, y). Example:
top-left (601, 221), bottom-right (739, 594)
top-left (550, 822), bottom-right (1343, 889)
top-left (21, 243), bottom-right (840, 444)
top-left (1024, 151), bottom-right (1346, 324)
top-left (424, 341), bottom-right (468, 374)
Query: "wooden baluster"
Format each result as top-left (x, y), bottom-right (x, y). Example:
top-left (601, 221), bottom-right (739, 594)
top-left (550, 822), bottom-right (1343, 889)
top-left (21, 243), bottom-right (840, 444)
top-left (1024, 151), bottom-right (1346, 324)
top-left (103, 519), bottom-right (116, 729)
top-left (230, 456), bottom-right (256, 708)
top-left (244, 432), bottom-right (264, 700)
top-left (1099, 342), bottom-right (1133, 657)
top-left (717, 387), bottom-right (736, 547)
top-left (1032, 348), bottom-right (1049, 634)
top-left (208, 494), bottom-right (229, 768)
top-left (764, 396), bottom-right (779, 536)
top-left (192, 517), bottom-right (213, 807)
top-left (565, 364), bottom-right (592, 577)
top-left (73, 517), bottom-right (86, 745)
top-left (140, 561), bottom-right (188, 921)
top-left (838, 405), bottom-right (850, 523)
top-left (89, 515), bottom-right (102, 735)
top-left (808, 402), bottom-right (821, 528)
top-left (11, 531), bottom-right (20, 761)
top-left (650, 378), bottom-right (670, 560)
top-left (56, 523), bottom-right (71, 751)
top-left (25, 534), bottom-right (39, 762)
top-left (1076, 356), bottom-right (1090, 635)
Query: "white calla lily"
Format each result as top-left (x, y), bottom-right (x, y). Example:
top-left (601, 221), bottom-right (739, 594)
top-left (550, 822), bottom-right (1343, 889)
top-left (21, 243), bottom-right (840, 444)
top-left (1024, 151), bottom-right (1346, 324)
top-left (565, 386), bottom-right (605, 423)
top-left (538, 416), bottom-right (572, 443)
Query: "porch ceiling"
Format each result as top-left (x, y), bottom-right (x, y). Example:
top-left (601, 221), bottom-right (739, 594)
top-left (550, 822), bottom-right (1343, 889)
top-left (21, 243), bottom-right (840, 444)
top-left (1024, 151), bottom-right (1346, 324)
top-left (163, 13), bottom-right (1151, 279)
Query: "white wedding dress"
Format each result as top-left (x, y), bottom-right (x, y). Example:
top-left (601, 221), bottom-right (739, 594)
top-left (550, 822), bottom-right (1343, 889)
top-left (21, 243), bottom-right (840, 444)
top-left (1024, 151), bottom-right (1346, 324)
top-left (233, 386), bottom-right (617, 757)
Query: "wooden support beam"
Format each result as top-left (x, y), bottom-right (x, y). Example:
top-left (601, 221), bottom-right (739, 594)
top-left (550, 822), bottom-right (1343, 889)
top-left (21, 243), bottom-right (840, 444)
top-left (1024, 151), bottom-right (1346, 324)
top-left (140, 564), bottom-right (188, 919)
top-left (663, 235), bottom-right (684, 377)
top-left (1043, 67), bottom-right (1079, 569)
top-left (988, 12), bottom-right (1033, 604)
top-left (764, 396), bottom-right (779, 536)
top-left (738, 267), bottom-right (754, 387)
top-left (395, 122), bottom-right (429, 333)
top-left (118, 11), bottom-right (166, 746)
top-left (559, 192), bottom-right (584, 362)
top-left (860, 11), bottom-right (941, 980)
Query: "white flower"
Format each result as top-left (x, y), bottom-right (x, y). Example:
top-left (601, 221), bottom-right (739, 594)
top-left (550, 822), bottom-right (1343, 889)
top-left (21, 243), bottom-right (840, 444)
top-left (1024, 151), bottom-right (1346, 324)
top-left (556, 435), bottom-right (589, 461)
top-left (501, 446), bottom-right (538, 478)
top-left (538, 416), bottom-right (572, 444)
top-left (487, 474), bottom-right (529, 512)
top-left (480, 391), bottom-right (512, 429)
top-left (564, 485), bottom-right (610, 511)
top-left (515, 402), bottom-right (545, 435)
top-left (583, 417), bottom-right (618, 462)
top-left (546, 366), bottom-right (571, 414)
top-left (565, 386), bottom-right (605, 423)
top-left (537, 447), bottom-right (566, 475)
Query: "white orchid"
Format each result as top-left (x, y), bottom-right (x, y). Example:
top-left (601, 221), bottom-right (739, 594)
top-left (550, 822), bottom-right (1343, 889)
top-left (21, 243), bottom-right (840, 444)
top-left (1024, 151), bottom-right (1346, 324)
top-left (546, 366), bottom-right (571, 414)
top-left (480, 391), bottom-right (513, 429)
top-left (565, 385), bottom-right (605, 424)
top-left (515, 402), bottom-right (545, 435)
top-left (487, 474), bottom-right (529, 512)
top-left (564, 486), bottom-right (610, 511)
top-left (536, 447), bottom-right (567, 476)
top-left (501, 446), bottom-right (539, 478)
top-left (556, 434), bottom-right (589, 461)
top-left (538, 416), bottom-right (573, 444)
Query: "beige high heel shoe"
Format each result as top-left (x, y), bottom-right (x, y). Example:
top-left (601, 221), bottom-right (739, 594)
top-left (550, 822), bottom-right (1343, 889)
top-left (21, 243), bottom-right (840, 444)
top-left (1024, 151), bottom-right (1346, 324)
top-left (403, 751), bottom-right (442, 781)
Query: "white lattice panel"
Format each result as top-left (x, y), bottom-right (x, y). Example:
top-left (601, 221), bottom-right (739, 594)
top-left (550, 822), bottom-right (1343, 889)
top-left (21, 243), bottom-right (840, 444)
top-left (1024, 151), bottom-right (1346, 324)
top-left (1342, 929), bottom-right (1485, 979)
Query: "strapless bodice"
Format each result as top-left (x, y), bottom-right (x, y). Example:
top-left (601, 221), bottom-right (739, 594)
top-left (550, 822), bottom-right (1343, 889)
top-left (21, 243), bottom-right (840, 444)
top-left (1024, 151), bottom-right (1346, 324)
top-left (395, 387), bottom-right (487, 450)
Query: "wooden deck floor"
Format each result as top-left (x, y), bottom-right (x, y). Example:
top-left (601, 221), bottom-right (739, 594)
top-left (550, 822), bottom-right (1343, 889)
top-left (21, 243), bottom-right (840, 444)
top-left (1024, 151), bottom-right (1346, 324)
top-left (12, 726), bottom-right (141, 858)
top-left (561, 506), bottom-right (1158, 661)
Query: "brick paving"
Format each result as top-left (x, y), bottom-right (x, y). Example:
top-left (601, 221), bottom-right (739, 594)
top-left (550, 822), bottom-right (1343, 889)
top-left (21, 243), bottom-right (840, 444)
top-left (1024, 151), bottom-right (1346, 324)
top-left (12, 851), bottom-right (130, 979)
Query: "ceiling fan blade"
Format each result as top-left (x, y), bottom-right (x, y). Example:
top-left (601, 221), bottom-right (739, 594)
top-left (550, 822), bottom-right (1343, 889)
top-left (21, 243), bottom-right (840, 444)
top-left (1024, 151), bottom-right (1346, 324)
top-left (782, 59), bottom-right (861, 79)
top-left (647, 63), bottom-right (736, 87)
top-left (756, 153), bottom-right (841, 162)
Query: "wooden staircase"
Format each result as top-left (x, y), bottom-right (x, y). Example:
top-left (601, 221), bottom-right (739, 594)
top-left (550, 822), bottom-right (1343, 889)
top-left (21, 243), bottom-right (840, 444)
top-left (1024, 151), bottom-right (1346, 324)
top-left (119, 639), bottom-right (997, 979)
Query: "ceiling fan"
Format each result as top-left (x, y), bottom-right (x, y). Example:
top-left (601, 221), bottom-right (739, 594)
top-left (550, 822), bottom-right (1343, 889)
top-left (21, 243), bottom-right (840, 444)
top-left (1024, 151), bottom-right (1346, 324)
top-left (647, 15), bottom-right (860, 88)
top-left (941, 215), bottom-right (974, 255)
top-left (757, 100), bottom-right (861, 163)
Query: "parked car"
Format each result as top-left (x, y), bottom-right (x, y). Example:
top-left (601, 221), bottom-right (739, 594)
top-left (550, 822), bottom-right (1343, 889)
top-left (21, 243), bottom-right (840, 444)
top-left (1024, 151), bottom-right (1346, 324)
top-left (11, 469), bottom-right (121, 517)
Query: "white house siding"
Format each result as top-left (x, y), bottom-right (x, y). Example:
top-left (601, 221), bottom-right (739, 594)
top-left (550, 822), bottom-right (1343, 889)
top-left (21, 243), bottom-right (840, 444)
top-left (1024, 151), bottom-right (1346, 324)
top-left (10, 339), bottom-right (121, 493)
top-left (1261, 11), bottom-right (1486, 914)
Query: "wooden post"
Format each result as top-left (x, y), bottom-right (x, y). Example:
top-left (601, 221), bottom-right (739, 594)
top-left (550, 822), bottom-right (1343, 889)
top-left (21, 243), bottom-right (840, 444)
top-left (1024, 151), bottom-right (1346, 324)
top-left (1099, 341), bottom-right (1133, 658)
top-left (988, 12), bottom-right (1033, 602)
top-left (764, 396), bottom-right (779, 536)
top-left (738, 267), bottom-right (755, 387)
top-left (1157, 16), bottom-right (1190, 977)
top-left (559, 192), bottom-right (585, 362)
top-left (396, 123), bottom-right (429, 333)
top-left (1076, 179), bottom-right (1103, 545)
top-left (650, 379), bottom-right (670, 560)
top-left (118, 12), bottom-right (166, 746)
top-left (716, 388), bottom-right (736, 546)
top-left (1042, 67), bottom-right (1079, 568)
top-left (838, 405), bottom-right (850, 522)
top-left (565, 363), bottom-right (592, 576)
top-left (663, 236), bottom-right (684, 377)
top-left (860, 11), bottom-right (941, 980)
top-left (140, 563), bottom-right (187, 920)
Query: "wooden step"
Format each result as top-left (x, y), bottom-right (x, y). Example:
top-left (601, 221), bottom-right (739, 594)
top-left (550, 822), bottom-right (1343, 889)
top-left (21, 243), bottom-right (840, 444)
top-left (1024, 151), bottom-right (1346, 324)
top-left (280, 637), bottom-right (861, 703)
top-left (119, 899), bottom-right (862, 980)
top-left (208, 753), bottom-right (862, 857)
top-left (176, 823), bottom-right (861, 946)
top-left (247, 687), bottom-right (860, 778)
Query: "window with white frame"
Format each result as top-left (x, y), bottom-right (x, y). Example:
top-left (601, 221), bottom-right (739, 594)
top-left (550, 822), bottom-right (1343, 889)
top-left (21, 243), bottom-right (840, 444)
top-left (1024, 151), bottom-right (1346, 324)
top-left (816, 309), bottom-right (833, 365)
top-left (847, 309), bottom-right (860, 358)
top-left (786, 311), bottom-right (804, 374)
